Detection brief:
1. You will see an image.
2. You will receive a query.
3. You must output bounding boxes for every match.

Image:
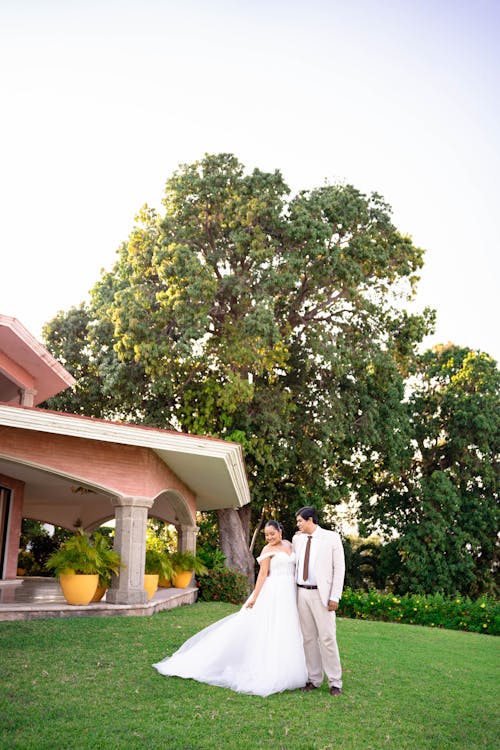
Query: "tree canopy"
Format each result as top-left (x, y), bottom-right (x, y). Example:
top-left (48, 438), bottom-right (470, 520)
top-left (44, 153), bottom-right (440, 580)
top-left (361, 345), bottom-right (499, 597)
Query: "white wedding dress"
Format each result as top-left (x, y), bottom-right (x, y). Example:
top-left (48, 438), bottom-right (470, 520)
top-left (153, 551), bottom-right (307, 696)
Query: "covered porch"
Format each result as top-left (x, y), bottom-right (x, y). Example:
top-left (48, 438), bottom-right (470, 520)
top-left (0, 403), bottom-right (250, 607)
top-left (0, 576), bottom-right (198, 621)
top-left (0, 315), bottom-right (251, 613)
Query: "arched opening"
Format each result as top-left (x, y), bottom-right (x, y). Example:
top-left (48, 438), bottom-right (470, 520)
top-left (150, 489), bottom-right (194, 526)
top-left (150, 490), bottom-right (198, 554)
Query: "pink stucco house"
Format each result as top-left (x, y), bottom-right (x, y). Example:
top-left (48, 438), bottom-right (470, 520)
top-left (0, 314), bottom-right (250, 605)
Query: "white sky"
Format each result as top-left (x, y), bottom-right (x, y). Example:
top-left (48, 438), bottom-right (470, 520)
top-left (1, 0), bottom-right (499, 362)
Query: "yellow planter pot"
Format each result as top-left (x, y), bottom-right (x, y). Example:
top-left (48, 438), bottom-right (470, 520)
top-left (158, 576), bottom-right (172, 588)
top-left (91, 584), bottom-right (108, 602)
top-left (144, 573), bottom-right (159, 600)
top-left (59, 574), bottom-right (99, 605)
top-left (173, 570), bottom-right (193, 589)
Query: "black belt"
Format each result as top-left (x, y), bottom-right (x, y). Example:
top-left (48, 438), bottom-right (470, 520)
top-left (297, 584), bottom-right (318, 589)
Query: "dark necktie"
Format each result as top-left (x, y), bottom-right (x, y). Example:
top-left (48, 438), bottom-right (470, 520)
top-left (302, 535), bottom-right (312, 581)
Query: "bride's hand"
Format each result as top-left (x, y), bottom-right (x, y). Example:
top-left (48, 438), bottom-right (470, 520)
top-left (246, 599), bottom-right (256, 608)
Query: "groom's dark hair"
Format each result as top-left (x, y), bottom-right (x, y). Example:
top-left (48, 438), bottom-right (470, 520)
top-left (295, 506), bottom-right (319, 524)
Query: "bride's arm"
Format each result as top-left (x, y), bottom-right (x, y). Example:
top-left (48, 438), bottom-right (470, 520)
top-left (246, 552), bottom-right (272, 608)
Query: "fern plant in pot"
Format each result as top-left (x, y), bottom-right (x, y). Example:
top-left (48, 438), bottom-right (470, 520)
top-left (45, 529), bottom-right (100, 605)
top-left (46, 528), bottom-right (122, 605)
top-left (171, 550), bottom-right (208, 589)
top-left (144, 549), bottom-right (175, 600)
top-left (91, 532), bottom-right (122, 602)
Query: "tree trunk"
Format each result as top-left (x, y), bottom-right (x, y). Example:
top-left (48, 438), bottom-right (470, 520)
top-left (217, 507), bottom-right (255, 585)
top-left (237, 503), bottom-right (252, 541)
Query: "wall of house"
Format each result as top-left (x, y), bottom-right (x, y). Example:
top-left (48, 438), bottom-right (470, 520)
top-left (0, 426), bottom-right (197, 520)
top-left (0, 426), bottom-right (198, 580)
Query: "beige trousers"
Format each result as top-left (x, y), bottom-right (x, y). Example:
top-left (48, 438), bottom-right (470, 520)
top-left (297, 587), bottom-right (342, 688)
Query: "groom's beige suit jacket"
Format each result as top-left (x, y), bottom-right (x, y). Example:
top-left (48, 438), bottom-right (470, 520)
top-left (293, 526), bottom-right (345, 607)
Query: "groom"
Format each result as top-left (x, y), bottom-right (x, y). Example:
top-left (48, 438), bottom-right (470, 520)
top-left (292, 506), bottom-right (345, 696)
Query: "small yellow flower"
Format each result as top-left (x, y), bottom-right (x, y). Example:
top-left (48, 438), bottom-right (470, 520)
top-left (483, 624), bottom-right (487, 628)
top-left (480, 603), bottom-right (486, 608)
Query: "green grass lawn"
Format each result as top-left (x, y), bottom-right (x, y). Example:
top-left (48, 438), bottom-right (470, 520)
top-left (1, 602), bottom-right (498, 750)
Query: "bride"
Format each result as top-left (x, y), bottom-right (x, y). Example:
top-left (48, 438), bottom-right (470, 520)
top-left (153, 520), bottom-right (307, 696)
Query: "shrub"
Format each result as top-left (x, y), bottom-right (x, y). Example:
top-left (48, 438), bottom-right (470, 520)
top-left (338, 588), bottom-right (499, 635)
top-left (197, 567), bottom-right (250, 605)
top-left (196, 545), bottom-right (226, 571)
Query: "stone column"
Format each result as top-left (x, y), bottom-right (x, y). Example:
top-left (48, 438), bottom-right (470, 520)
top-left (107, 495), bottom-right (154, 605)
top-left (177, 524), bottom-right (199, 554)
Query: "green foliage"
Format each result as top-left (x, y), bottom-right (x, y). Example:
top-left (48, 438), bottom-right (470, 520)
top-left (42, 304), bottom-right (154, 423)
top-left (39, 156), bottom-right (498, 600)
top-left (170, 550), bottom-right (208, 576)
top-left (343, 536), bottom-right (384, 590)
top-left (195, 512), bottom-right (226, 569)
top-left (19, 530), bottom-right (57, 576)
top-left (16, 549), bottom-right (34, 572)
top-left (146, 519), bottom-right (177, 552)
top-left (45, 529), bottom-right (122, 584)
top-left (195, 545), bottom-right (226, 571)
top-left (339, 588), bottom-right (499, 635)
top-left (92, 532), bottom-right (122, 587)
top-left (45, 529), bottom-right (101, 577)
top-left (41, 153), bottom-right (431, 541)
top-left (359, 344), bottom-right (500, 598)
top-left (144, 548), bottom-right (175, 579)
top-left (145, 528), bottom-right (207, 579)
top-left (18, 520), bottom-right (71, 576)
top-left (197, 567), bottom-right (251, 604)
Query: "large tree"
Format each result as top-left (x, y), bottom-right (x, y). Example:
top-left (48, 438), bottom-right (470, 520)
top-left (43, 153), bottom-right (432, 579)
top-left (358, 344), bottom-right (499, 596)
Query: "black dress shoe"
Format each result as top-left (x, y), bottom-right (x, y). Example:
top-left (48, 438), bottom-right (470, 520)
top-left (301, 682), bottom-right (318, 692)
top-left (329, 686), bottom-right (342, 696)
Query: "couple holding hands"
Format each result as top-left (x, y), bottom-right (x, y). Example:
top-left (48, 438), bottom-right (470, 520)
top-left (154, 506), bottom-right (346, 697)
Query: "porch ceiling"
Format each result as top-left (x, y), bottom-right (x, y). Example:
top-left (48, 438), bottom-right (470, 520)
top-left (0, 403), bottom-right (251, 512)
top-left (0, 456), bottom-right (114, 529)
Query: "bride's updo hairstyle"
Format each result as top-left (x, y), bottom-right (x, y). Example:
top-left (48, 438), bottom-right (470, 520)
top-left (265, 520), bottom-right (284, 536)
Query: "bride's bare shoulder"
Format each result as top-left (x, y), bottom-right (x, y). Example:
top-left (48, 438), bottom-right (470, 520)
top-left (259, 544), bottom-right (274, 557)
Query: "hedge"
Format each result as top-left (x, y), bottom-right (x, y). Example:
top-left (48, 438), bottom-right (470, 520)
top-left (338, 588), bottom-right (499, 635)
